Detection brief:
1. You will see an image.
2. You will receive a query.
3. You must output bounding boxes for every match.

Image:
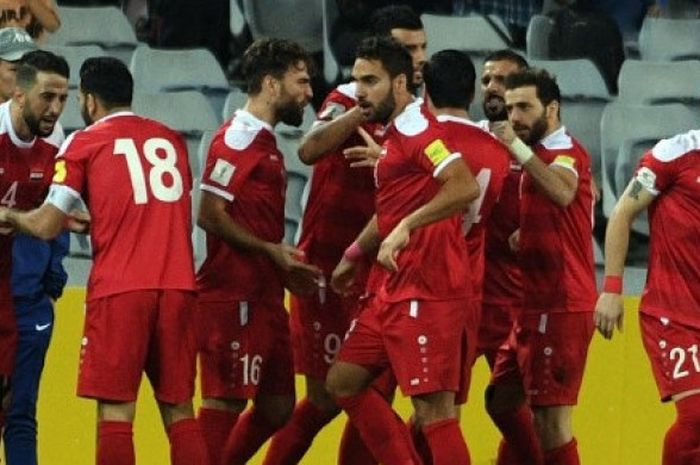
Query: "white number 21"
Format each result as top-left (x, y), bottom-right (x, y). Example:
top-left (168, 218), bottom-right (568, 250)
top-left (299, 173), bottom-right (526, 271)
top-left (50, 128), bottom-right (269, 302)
top-left (114, 138), bottom-right (183, 205)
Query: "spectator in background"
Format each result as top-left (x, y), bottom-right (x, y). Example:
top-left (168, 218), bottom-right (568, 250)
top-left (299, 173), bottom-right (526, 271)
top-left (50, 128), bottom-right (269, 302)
top-left (0, 0), bottom-right (60, 40)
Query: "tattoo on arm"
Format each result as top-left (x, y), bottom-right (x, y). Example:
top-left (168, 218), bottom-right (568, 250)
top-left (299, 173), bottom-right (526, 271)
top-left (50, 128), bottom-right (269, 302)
top-left (628, 180), bottom-right (643, 200)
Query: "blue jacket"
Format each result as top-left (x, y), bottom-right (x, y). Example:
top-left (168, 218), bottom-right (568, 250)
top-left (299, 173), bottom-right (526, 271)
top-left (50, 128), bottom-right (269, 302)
top-left (11, 232), bottom-right (69, 307)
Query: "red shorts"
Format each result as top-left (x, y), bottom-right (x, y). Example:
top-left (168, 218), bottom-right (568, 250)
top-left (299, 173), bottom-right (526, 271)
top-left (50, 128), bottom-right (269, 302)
top-left (640, 312), bottom-right (700, 402)
top-left (198, 299), bottom-right (295, 400)
top-left (455, 298), bottom-right (480, 405)
top-left (491, 311), bottom-right (594, 407)
top-left (0, 299), bottom-right (16, 376)
top-left (290, 287), bottom-right (360, 379)
top-left (476, 304), bottom-right (519, 367)
top-left (78, 290), bottom-right (198, 404)
top-left (338, 297), bottom-right (469, 397)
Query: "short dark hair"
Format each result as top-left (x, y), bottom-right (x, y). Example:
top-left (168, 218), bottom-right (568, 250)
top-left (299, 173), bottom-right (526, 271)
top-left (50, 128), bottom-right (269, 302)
top-left (356, 36), bottom-right (413, 87)
top-left (241, 38), bottom-right (312, 95)
top-left (483, 49), bottom-right (529, 70)
top-left (504, 68), bottom-right (561, 108)
top-left (79, 57), bottom-right (133, 108)
top-left (370, 4), bottom-right (423, 36)
top-left (424, 49), bottom-right (475, 110)
top-left (16, 50), bottom-right (69, 90)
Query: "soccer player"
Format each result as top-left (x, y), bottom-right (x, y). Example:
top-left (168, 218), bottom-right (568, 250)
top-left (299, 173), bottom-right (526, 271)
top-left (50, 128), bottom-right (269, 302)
top-left (0, 57), bottom-right (208, 465)
top-left (326, 36), bottom-right (479, 465)
top-left (594, 131), bottom-right (700, 465)
top-left (0, 41), bottom-right (70, 465)
top-left (489, 68), bottom-right (597, 465)
top-left (264, 6), bottom-right (427, 465)
top-left (194, 38), bottom-right (320, 465)
top-left (0, 47), bottom-right (66, 453)
top-left (422, 49), bottom-right (511, 406)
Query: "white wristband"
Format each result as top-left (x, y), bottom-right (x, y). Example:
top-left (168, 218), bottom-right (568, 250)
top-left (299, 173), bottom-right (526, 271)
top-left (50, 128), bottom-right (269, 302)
top-left (508, 138), bottom-right (535, 165)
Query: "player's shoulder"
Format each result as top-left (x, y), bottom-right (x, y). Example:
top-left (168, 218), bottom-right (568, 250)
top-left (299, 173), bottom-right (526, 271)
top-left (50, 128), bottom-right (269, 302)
top-left (394, 99), bottom-right (432, 138)
top-left (327, 82), bottom-right (358, 105)
top-left (219, 109), bottom-right (274, 153)
top-left (650, 129), bottom-right (700, 163)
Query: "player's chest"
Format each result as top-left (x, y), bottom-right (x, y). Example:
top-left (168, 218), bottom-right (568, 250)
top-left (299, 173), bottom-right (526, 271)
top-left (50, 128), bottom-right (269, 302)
top-left (0, 148), bottom-right (54, 209)
top-left (251, 151), bottom-right (286, 194)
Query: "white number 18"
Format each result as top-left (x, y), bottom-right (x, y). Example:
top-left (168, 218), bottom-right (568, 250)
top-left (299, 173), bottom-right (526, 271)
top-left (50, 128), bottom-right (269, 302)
top-left (114, 138), bottom-right (183, 205)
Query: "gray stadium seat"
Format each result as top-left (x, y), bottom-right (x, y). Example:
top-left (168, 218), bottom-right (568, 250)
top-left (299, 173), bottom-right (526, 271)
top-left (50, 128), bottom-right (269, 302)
top-left (599, 103), bottom-right (700, 234)
top-left (222, 89), bottom-right (248, 121)
top-left (421, 14), bottom-right (510, 57)
top-left (242, 0), bottom-right (323, 53)
top-left (46, 6), bottom-right (138, 63)
top-left (321, 0), bottom-right (351, 85)
top-left (129, 45), bottom-right (230, 118)
top-left (526, 15), bottom-right (554, 59)
top-left (132, 91), bottom-right (220, 173)
top-left (192, 131), bottom-right (216, 271)
top-left (638, 18), bottom-right (700, 61)
top-left (285, 217), bottom-right (299, 245)
top-left (529, 59), bottom-right (611, 181)
top-left (230, 0), bottom-right (247, 39)
top-left (42, 44), bottom-right (105, 88)
top-left (617, 59), bottom-right (700, 105)
top-left (58, 95), bottom-right (85, 134)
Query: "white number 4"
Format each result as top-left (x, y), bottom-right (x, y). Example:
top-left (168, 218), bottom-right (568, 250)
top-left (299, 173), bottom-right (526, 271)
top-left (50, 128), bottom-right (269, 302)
top-left (114, 138), bottom-right (183, 205)
top-left (1, 181), bottom-right (17, 208)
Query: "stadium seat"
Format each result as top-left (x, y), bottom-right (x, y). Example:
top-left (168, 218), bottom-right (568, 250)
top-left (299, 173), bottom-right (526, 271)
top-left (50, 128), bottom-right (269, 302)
top-left (526, 15), bottom-right (554, 59)
top-left (230, 0), bottom-right (248, 39)
top-left (222, 88), bottom-right (248, 121)
top-left (529, 59), bottom-right (610, 181)
top-left (42, 44), bottom-right (106, 88)
top-left (129, 45), bottom-right (230, 117)
top-left (132, 91), bottom-right (220, 170)
top-left (59, 96), bottom-right (85, 135)
top-left (191, 131), bottom-right (216, 271)
top-left (617, 59), bottom-right (700, 105)
top-left (285, 216), bottom-right (299, 245)
top-left (638, 17), bottom-right (700, 61)
top-left (321, 0), bottom-right (351, 85)
top-left (46, 6), bottom-right (138, 64)
top-left (421, 14), bottom-right (510, 57)
top-left (242, 0), bottom-right (323, 53)
top-left (599, 102), bottom-right (700, 234)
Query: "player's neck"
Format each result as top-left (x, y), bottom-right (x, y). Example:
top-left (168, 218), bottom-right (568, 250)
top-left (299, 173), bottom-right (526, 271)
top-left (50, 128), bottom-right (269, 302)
top-left (9, 99), bottom-right (34, 142)
top-left (244, 97), bottom-right (277, 128)
top-left (388, 92), bottom-right (415, 123)
top-left (432, 107), bottom-right (470, 121)
top-left (541, 121), bottom-right (563, 141)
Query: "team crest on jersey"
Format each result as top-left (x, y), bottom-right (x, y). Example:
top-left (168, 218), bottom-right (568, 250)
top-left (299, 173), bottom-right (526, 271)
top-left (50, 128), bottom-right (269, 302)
top-left (29, 171), bottom-right (44, 181)
top-left (210, 158), bottom-right (236, 186)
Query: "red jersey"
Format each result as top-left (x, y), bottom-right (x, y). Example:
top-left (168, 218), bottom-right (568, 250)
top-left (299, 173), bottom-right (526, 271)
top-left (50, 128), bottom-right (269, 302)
top-left (297, 82), bottom-right (385, 280)
top-left (375, 100), bottom-right (471, 303)
top-left (47, 111), bottom-right (195, 300)
top-left (197, 109), bottom-right (286, 302)
top-left (0, 100), bottom-right (64, 300)
top-left (437, 115), bottom-right (509, 301)
top-left (519, 126), bottom-right (596, 313)
top-left (636, 131), bottom-right (700, 328)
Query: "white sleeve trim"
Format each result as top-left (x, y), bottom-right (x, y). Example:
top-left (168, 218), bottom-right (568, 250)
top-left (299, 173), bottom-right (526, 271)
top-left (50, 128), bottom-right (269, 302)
top-left (635, 166), bottom-right (660, 196)
top-left (433, 152), bottom-right (462, 178)
top-left (45, 184), bottom-right (82, 214)
top-left (200, 183), bottom-right (235, 202)
top-left (550, 160), bottom-right (579, 178)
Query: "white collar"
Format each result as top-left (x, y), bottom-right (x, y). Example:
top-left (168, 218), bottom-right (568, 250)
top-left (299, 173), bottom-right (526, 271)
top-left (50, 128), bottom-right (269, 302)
top-left (540, 125), bottom-right (573, 150)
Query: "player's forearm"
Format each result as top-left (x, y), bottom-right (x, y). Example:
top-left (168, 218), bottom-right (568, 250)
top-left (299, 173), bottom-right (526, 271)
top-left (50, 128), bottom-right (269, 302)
top-left (603, 203), bottom-right (636, 278)
top-left (298, 107), bottom-right (364, 164)
top-left (5, 206), bottom-right (63, 241)
top-left (196, 208), bottom-right (271, 256)
top-left (521, 156), bottom-right (577, 207)
top-left (354, 215), bottom-right (381, 254)
top-left (27, 0), bottom-right (60, 32)
top-left (402, 165), bottom-right (479, 233)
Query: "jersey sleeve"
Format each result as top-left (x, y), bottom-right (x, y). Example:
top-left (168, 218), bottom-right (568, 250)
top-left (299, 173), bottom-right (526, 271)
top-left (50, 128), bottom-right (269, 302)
top-left (549, 150), bottom-right (581, 178)
top-left (200, 133), bottom-right (264, 203)
top-left (45, 131), bottom-right (89, 213)
top-left (412, 127), bottom-right (462, 178)
top-left (636, 149), bottom-right (676, 195)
